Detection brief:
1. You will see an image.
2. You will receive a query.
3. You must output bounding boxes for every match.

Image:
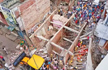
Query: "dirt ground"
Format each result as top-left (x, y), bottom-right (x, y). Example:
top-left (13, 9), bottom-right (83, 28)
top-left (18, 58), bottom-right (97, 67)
top-left (0, 26), bottom-right (21, 70)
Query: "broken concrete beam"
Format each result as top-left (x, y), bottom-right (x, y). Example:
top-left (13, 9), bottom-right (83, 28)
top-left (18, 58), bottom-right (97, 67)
top-left (80, 37), bottom-right (88, 40)
top-left (74, 53), bottom-right (86, 55)
top-left (50, 21), bottom-right (63, 26)
top-left (64, 26), bottom-right (79, 33)
top-left (63, 37), bottom-right (73, 43)
top-left (11, 32), bottom-right (18, 37)
top-left (86, 38), bottom-right (93, 70)
top-left (60, 49), bottom-right (67, 56)
top-left (71, 22), bottom-right (81, 28)
top-left (80, 31), bottom-right (92, 38)
top-left (37, 36), bottom-right (49, 41)
top-left (74, 47), bottom-right (88, 53)
top-left (68, 51), bottom-right (74, 56)
top-left (51, 42), bottom-right (64, 50)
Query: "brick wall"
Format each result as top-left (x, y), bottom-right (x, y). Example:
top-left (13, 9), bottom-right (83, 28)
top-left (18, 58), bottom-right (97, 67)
top-left (0, 12), bottom-right (8, 25)
top-left (19, 0), bottom-right (35, 13)
top-left (0, 0), bottom-right (4, 3)
top-left (20, 0), bottom-right (50, 33)
top-left (52, 29), bottom-right (63, 44)
top-left (29, 9), bottom-right (57, 48)
top-left (14, 10), bottom-right (20, 18)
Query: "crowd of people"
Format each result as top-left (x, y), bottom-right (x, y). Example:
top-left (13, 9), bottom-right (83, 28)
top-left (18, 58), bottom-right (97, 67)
top-left (0, 1), bottom-right (106, 70)
top-left (71, 1), bottom-right (104, 27)
top-left (39, 54), bottom-right (66, 70)
top-left (50, 1), bottom-right (105, 70)
top-left (58, 1), bottom-right (105, 30)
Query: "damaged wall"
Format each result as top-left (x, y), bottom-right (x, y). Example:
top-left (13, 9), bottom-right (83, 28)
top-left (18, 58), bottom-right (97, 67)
top-left (19, 0), bottom-right (50, 33)
top-left (103, 41), bottom-right (108, 50)
top-left (46, 43), bottom-right (53, 53)
top-left (52, 29), bottom-right (63, 44)
top-left (30, 35), bottom-right (42, 48)
top-left (29, 9), bottom-right (57, 48)
top-left (19, 0), bottom-right (35, 13)
top-left (64, 52), bottom-right (70, 64)
top-left (64, 23), bottom-right (87, 63)
top-left (0, 12), bottom-right (8, 25)
top-left (51, 43), bottom-right (62, 54)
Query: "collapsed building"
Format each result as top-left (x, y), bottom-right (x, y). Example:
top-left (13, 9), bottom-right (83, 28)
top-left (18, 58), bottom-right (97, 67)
top-left (27, 0), bottom-right (96, 70)
top-left (29, 6), bottom-right (93, 69)
top-left (0, 0), bottom-right (107, 70)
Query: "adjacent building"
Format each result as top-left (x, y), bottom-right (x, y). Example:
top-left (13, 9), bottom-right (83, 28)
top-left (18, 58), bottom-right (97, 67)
top-left (0, 0), bottom-right (50, 34)
top-left (94, 1), bottom-right (108, 51)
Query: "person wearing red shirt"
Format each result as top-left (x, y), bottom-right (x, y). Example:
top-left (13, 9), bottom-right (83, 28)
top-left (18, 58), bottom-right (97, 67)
top-left (92, 12), bottom-right (94, 15)
top-left (75, 20), bottom-right (78, 24)
top-left (0, 55), bottom-right (5, 61)
top-left (101, 9), bottom-right (103, 13)
top-left (97, 5), bottom-right (99, 9)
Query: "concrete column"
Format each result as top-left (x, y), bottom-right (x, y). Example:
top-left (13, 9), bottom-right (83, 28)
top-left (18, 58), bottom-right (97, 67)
top-left (103, 10), bottom-right (108, 25)
top-left (101, 9), bottom-right (106, 19)
top-left (86, 38), bottom-right (94, 70)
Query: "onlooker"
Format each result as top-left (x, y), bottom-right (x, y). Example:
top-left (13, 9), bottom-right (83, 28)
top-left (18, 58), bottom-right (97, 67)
top-left (0, 55), bottom-right (5, 61)
top-left (2, 46), bottom-right (8, 55)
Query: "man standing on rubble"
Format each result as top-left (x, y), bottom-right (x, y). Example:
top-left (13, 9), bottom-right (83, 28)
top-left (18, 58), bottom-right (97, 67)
top-left (2, 46), bottom-right (8, 55)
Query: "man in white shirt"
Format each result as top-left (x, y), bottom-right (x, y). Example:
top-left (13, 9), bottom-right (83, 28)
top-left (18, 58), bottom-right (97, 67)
top-left (2, 46), bottom-right (8, 55)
